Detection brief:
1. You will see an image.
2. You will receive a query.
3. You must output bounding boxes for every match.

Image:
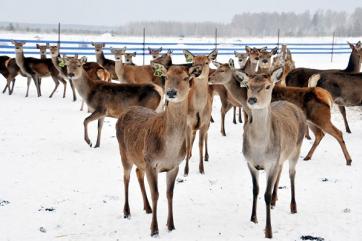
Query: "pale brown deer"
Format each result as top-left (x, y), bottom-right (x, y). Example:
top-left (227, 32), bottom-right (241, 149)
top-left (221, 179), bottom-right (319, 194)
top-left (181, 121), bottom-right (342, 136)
top-left (116, 64), bottom-right (193, 236)
top-left (64, 56), bottom-right (163, 148)
top-left (273, 45), bottom-right (295, 86)
top-left (91, 42), bottom-right (118, 80)
top-left (148, 47), bottom-right (163, 59)
top-left (124, 52), bottom-right (136, 65)
top-left (36, 43), bottom-right (49, 59)
top-left (257, 47), bottom-right (278, 73)
top-left (182, 49), bottom-right (217, 175)
top-left (240, 67), bottom-right (306, 239)
top-left (210, 60), bottom-right (352, 165)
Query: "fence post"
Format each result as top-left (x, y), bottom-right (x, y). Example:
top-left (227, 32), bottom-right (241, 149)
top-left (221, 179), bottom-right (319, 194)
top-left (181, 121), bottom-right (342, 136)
top-left (143, 27), bottom-right (146, 65)
top-left (331, 31), bottom-right (335, 62)
top-left (57, 22), bottom-right (61, 49)
top-left (214, 28), bottom-right (218, 50)
top-left (277, 28), bottom-right (280, 47)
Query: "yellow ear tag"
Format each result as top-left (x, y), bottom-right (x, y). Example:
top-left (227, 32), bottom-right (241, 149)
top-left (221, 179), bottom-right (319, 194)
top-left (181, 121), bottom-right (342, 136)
top-left (58, 59), bottom-right (65, 68)
top-left (153, 65), bottom-right (163, 77)
top-left (185, 54), bottom-right (193, 63)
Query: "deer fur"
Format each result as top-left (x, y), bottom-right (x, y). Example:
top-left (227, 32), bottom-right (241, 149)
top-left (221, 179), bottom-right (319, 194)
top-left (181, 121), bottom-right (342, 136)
top-left (239, 67), bottom-right (306, 239)
top-left (182, 49), bottom-right (217, 175)
top-left (116, 65), bottom-right (192, 236)
top-left (148, 47), bottom-right (163, 59)
top-left (111, 47), bottom-right (162, 86)
top-left (286, 41), bottom-right (362, 133)
top-left (64, 56), bottom-right (163, 148)
top-left (210, 60), bottom-right (352, 165)
top-left (124, 52), bottom-right (136, 65)
top-left (36, 43), bottom-right (49, 60)
top-left (91, 42), bottom-right (118, 80)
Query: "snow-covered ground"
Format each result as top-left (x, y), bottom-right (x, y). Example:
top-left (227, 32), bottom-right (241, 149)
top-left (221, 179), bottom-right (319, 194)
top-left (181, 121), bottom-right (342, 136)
top-left (0, 34), bottom-right (362, 241)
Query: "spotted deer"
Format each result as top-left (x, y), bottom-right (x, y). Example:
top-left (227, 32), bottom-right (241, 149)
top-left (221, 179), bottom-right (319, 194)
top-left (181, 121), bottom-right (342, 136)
top-left (91, 42), bottom-right (118, 80)
top-left (182, 49), bottom-right (217, 175)
top-left (111, 47), bottom-right (162, 86)
top-left (64, 56), bottom-right (163, 148)
top-left (238, 67), bottom-right (306, 239)
top-left (116, 64), bottom-right (193, 236)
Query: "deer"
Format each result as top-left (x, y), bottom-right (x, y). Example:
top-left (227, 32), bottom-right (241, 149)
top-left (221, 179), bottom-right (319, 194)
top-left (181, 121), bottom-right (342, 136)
top-left (257, 47), bottom-right (278, 73)
top-left (182, 49), bottom-right (217, 175)
top-left (124, 52), bottom-right (136, 65)
top-left (0, 56), bottom-right (11, 93)
top-left (238, 67), bottom-right (306, 239)
top-left (91, 42), bottom-right (118, 80)
top-left (12, 40), bottom-right (67, 98)
top-left (210, 60), bottom-right (352, 166)
top-left (286, 41), bottom-right (362, 133)
top-left (116, 64), bottom-right (194, 236)
top-left (111, 47), bottom-right (162, 86)
top-left (148, 47), bottom-right (163, 59)
top-left (36, 44), bottom-right (49, 59)
top-left (273, 45), bottom-right (295, 86)
top-left (64, 56), bottom-right (163, 148)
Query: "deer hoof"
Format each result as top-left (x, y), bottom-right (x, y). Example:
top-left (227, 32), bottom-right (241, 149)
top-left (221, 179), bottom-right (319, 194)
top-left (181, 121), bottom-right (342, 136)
top-left (303, 156), bottom-right (311, 161)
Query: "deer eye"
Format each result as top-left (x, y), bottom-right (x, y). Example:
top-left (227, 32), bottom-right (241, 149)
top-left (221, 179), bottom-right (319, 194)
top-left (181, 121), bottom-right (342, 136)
top-left (266, 85), bottom-right (271, 90)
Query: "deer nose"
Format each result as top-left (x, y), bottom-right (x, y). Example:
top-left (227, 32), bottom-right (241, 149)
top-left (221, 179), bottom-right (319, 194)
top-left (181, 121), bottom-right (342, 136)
top-left (262, 59), bottom-right (268, 63)
top-left (68, 73), bottom-right (75, 77)
top-left (166, 89), bottom-right (177, 99)
top-left (255, 57), bottom-right (259, 61)
top-left (248, 97), bottom-right (257, 105)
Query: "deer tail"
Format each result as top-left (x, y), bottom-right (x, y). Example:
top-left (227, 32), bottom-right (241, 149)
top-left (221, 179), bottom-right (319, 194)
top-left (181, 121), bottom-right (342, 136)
top-left (314, 87), bottom-right (333, 108)
top-left (308, 74), bottom-right (321, 87)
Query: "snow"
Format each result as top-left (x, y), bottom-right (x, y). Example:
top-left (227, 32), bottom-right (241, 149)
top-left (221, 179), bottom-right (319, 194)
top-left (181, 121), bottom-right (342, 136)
top-left (0, 33), bottom-right (362, 241)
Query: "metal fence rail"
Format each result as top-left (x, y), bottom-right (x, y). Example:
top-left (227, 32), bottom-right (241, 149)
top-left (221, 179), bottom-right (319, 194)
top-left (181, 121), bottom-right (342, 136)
top-left (0, 38), bottom-right (352, 57)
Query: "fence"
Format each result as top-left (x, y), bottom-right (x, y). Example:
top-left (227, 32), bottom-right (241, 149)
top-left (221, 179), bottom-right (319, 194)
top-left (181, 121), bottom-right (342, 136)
top-left (0, 38), bottom-right (352, 58)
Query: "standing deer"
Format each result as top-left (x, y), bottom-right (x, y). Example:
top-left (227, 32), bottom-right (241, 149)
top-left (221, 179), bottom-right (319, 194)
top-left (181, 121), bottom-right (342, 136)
top-left (183, 49), bottom-right (217, 175)
top-left (286, 41), bottom-right (362, 133)
top-left (273, 45), bottom-right (295, 86)
top-left (239, 67), bottom-right (306, 239)
top-left (36, 44), bottom-right (49, 59)
top-left (116, 64), bottom-right (193, 236)
top-left (257, 47), bottom-right (278, 73)
top-left (148, 47), bottom-right (163, 59)
top-left (64, 56), bottom-right (163, 148)
top-left (91, 42), bottom-right (118, 80)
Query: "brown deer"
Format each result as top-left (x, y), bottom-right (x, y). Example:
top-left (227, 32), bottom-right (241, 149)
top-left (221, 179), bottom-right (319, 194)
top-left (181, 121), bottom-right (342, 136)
top-left (91, 42), bottom-right (118, 80)
top-left (148, 47), bottom-right (163, 59)
top-left (111, 47), bottom-right (162, 86)
top-left (12, 40), bottom-right (67, 98)
top-left (0, 56), bottom-right (11, 93)
top-left (124, 52), bottom-right (136, 65)
top-left (182, 49), bottom-right (217, 175)
top-left (36, 44), bottom-right (49, 59)
top-left (210, 60), bottom-right (352, 165)
top-left (286, 41), bottom-right (362, 133)
top-left (244, 46), bottom-right (267, 75)
top-left (64, 56), bottom-right (163, 148)
top-left (116, 64), bottom-right (193, 236)
top-left (257, 47), bottom-right (278, 73)
top-left (273, 45), bottom-right (295, 86)
top-left (239, 67), bottom-right (306, 239)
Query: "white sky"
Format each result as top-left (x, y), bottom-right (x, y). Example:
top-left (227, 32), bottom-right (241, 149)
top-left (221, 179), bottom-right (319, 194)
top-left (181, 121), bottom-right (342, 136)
top-left (0, 0), bottom-right (360, 25)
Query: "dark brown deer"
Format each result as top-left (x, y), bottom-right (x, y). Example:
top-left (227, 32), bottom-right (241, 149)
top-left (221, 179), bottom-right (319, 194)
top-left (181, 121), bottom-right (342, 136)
top-left (64, 56), bottom-right (163, 148)
top-left (91, 42), bottom-right (118, 80)
top-left (239, 67), bottom-right (306, 239)
top-left (116, 64), bottom-right (193, 236)
top-left (286, 41), bottom-right (362, 133)
top-left (182, 49), bottom-right (216, 175)
top-left (210, 60), bottom-right (352, 165)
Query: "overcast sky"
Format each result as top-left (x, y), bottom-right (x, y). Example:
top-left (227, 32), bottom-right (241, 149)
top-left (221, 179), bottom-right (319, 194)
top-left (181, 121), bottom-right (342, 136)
top-left (0, 0), bottom-right (360, 25)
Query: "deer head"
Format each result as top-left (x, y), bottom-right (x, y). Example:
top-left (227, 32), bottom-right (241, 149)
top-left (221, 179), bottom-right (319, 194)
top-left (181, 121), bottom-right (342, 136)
top-left (258, 47), bottom-right (278, 71)
top-left (91, 42), bottom-right (106, 53)
top-left (183, 49), bottom-right (218, 78)
top-left (110, 47), bottom-right (127, 61)
top-left (234, 51), bottom-right (249, 69)
top-left (148, 47), bottom-right (163, 59)
top-left (209, 59), bottom-right (235, 84)
top-left (124, 52), bottom-right (136, 64)
top-left (12, 40), bottom-right (26, 52)
top-left (64, 56), bottom-right (88, 79)
top-left (236, 67), bottom-right (283, 109)
top-left (36, 43), bottom-right (49, 57)
top-left (245, 46), bottom-right (264, 65)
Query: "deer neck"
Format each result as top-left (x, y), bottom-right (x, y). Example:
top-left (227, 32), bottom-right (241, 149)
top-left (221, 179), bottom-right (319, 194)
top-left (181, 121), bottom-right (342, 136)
top-left (40, 54), bottom-right (47, 60)
top-left (246, 106), bottom-right (273, 145)
top-left (114, 59), bottom-right (124, 80)
top-left (164, 99), bottom-right (188, 142)
top-left (345, 51), bottom-right (361, 72)
top-left (96, 51), bottom-right (106, 66)
top-left (72, 69), bottom-right (93, 99)
top-left (222, 74), bottom-right (248, 107)
top-left (15, 50), bottom-right (28, 75)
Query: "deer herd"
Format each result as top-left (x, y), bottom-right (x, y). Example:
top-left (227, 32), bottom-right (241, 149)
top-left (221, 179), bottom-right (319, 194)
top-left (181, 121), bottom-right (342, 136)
top-left (1, 39), bottom-right (361, 239)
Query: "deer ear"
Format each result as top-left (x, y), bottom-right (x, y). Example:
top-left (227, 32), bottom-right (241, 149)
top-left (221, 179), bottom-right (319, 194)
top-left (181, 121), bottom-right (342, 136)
top-left (234, 50), bottom-right (238, 57)
top-left (183, 49), bottom-right (194, 62)
top-left (245, 46), bottom-right (252, 53)
top-left (80, 56), bottom-right (87, 64)
top-left (347, 41), bottom-right (356, 51)
top-left (356, 41), bottom-right (362, 49)
top-left (212, 61), bottom-right (221, 68)
top-left (74, 54), bottom-right (79, 59)
top-left (260, 47), bottom-right (268, 52)
top-left (208, 49), bottom-right (218, 61)
top-left (271, 67), bottom-right (284, 83)
top-left (228, 58), bottom-right (235, 70)
top-left (167, 49), bottom-right (173, 54)
top-left (122, 47), bottom-right (127, 53)
top-left (91, 42), bottom-right (95, 46)
top-left (132, 52), bottom-right (136, 57)
top-left (271, 47), bottom-right (278, 55)
top-left (158, 47), bottom-right (163, 52)
top-left (151, 63), bottom-right (167, 77)
top-left (234, 71), bottom-right (249, 88)
top-left (36, 44), bottom-right (40, 49)
top-left (102, 43), bottom-right (105, 48)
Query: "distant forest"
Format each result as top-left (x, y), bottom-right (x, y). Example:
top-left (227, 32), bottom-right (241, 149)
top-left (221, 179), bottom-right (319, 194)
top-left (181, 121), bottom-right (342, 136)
top-left (1, 8), bottom-right (361, 37)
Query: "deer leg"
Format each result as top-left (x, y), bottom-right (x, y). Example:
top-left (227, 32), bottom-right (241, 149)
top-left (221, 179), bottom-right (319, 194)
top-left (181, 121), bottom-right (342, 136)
top-left (289, 148), bottom-right (300, 214)
top-left (68, 78), bottom-right (77, 101)
top-left (10, 78), bottom-right (16, 95)
top-left (135, 168), bottom-right (152, 213)
top-left (3, 77), bottom-right (13, 95)
top-left (248, 163), bottom-right (259, 224)
top-left (221, 103), bottom-right (232, 136)
top-left (238, 107), bottom-right (243, 123)
top-left (37, 77), bottom-right (42, 97)
top-left (232, 106), bottom-right (237, 124)
top-left (80, 100), bottom-right (85, 111)
top-left (271, 166), bottom-right (283, 208)
top-left (304, 124), bottom-right (324, 161)
top-left (184, 127), bottom-right (191, 176)
top-left (338, 105), bottom-right (351, 133)
top-left (25, 77), bottom-right (32, 97)
top-left (59, 77), bottom-right (67, 98)
top-left (123, 164), bottom-right (132, 218)
top-left (31, 75), bottom-right (41, 97)
top-left (145, 165), bottom-right (159, 237)
top-left (210, 115), bottom-right (214, 123)
top-left (323, 121), bottom-right (352, 165)
top-left (49, 76), bottom-right (60, 98)
top-left (94, 117), bottom-right (105, 148)
top-left (204, 132), bottom-right (209, 162)
top-left (166, 166), bottom-right (179, 231)
top-left (83, 110), bottom-right (106, 147)
top-left (198, 127), bottom-right (208, 174)
top-left (305, 126), bottom-right (312, 140)
top-left (264, 166), bottom-right (280, 239)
